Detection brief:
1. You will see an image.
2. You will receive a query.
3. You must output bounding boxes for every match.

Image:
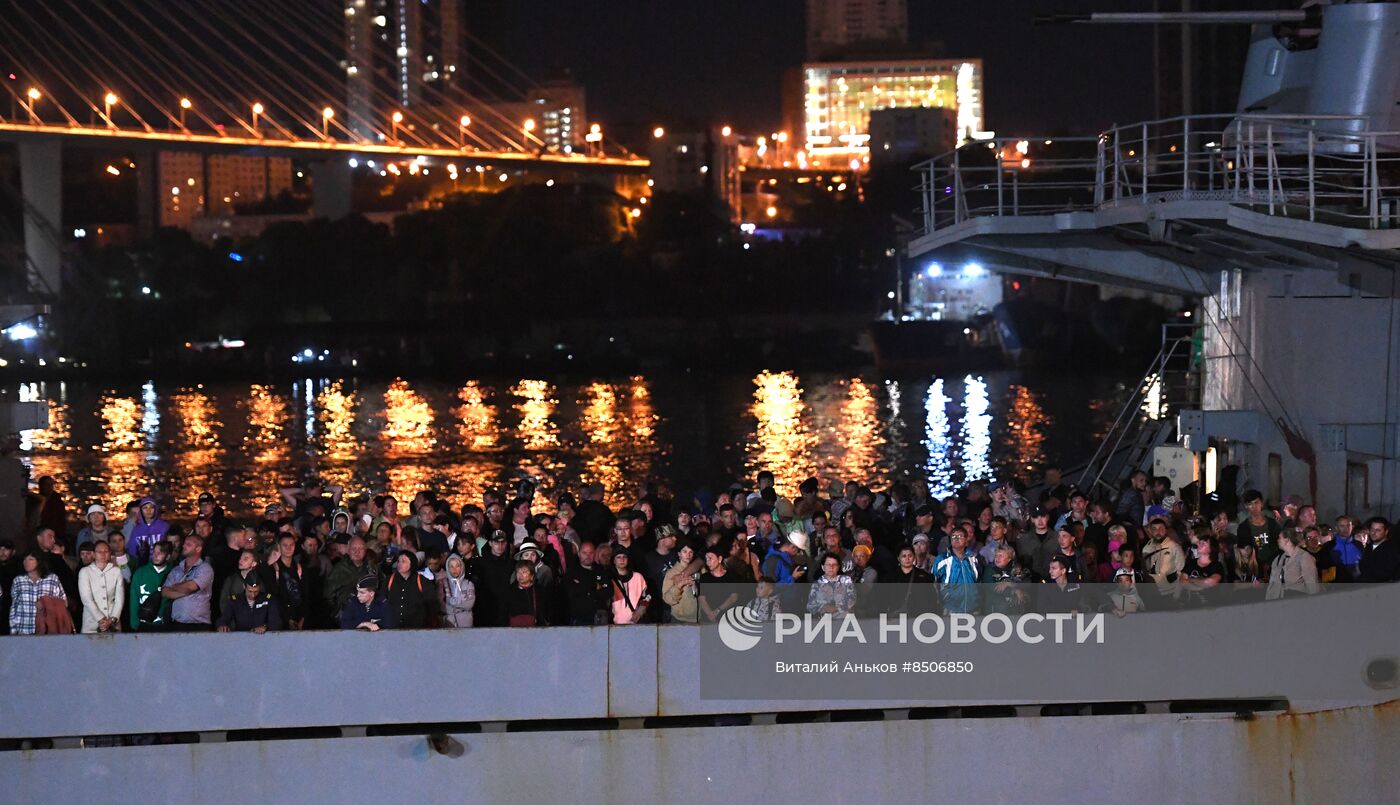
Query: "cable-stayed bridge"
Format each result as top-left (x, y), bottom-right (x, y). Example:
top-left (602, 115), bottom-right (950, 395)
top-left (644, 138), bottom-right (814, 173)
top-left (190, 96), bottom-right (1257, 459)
top-left (0, 0), bottom-right (645, 303)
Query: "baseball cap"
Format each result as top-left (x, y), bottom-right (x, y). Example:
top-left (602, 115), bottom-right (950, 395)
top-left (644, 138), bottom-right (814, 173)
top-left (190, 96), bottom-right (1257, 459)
top-left (86, 504), bottom-right (106, 516)
top-left (242, 571), bottom-right (262, 587)
top-left (355, 575), bottom-right (378, 591)
top-left (1032, 507), bottom-right (1048, 518)
top-left (197, 492), bottom-right (215, 504)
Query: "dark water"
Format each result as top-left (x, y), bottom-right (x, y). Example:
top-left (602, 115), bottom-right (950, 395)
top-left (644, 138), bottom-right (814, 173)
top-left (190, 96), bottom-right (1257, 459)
top-left (16, 371), bottom-right (1127, 516)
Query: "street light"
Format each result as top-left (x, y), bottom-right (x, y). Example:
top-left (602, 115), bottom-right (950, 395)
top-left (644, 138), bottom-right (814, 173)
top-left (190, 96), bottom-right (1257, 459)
top-left (178, 97), bottom-right (192, 129)
top-left (585, 122), bottom-right (603, 156)
top-left (391, 110), bottom-right (403, 143)
top-left (721, 125), bottom-right (732, 137)
top-left (523, 117), bottom-right (537, 146)
top-left (24, 87), bottom-right (40, 123)
top-left (652, 126), bottom-right (665, 139)
top-left (103, 92), bottom-right (119, 128)
top-left (251, 102), bottom-right (264, 134)
top-left (321, 106), bottom-right (334, 138)
top-left (458, 114), bottom-right (471, 148)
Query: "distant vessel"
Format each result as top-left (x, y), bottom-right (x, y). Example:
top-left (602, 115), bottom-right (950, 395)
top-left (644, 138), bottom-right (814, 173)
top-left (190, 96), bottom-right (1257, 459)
top-left (869, 259), bottom-right (1002, 370)
top-left (871, 259), bottom-right (1174, 370)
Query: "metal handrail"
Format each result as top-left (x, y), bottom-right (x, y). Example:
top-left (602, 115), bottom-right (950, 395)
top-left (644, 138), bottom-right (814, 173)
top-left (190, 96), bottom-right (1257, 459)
top-left (913, 112), bottom-right (1400, 238)
top-left (1076, 331), bottom-right (1195, 494)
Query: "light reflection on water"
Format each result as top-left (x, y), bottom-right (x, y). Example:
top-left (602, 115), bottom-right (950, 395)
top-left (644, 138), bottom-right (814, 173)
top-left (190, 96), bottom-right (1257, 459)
top-left (924, 378), bottom-right (953, 498)
top-left (15, 372), bottom-right (1118, 516)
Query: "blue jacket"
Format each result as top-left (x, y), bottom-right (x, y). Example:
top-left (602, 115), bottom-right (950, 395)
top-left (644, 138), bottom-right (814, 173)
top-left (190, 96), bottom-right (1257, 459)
top-left (1331, 536), bottom-right (1364, 580)
top-left (762, 546), bottom-right (797, 585)
top-left (339, 595), bottom-right (397, 630)
top-left (933, 550), bottom-right (983, 613)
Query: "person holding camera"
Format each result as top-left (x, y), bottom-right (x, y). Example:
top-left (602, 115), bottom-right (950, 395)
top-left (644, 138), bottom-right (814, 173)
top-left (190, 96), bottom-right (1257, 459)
top-left (661, 542), bottom-right (703, 623)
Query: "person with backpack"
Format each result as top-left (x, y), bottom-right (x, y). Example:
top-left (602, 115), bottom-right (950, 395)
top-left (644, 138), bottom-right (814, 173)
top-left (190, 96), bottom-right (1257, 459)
top-left (383, 551), bottom-right (435, 628)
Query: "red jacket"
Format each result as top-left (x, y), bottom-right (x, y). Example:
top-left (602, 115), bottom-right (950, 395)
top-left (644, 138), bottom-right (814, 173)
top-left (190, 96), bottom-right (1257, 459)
top-left (35, 595), bottom-right (74, 634)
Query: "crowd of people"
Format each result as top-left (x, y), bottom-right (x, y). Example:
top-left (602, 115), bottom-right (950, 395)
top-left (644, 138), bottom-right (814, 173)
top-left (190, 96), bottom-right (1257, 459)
top-left (3, 466), bottom-right (1398, 636)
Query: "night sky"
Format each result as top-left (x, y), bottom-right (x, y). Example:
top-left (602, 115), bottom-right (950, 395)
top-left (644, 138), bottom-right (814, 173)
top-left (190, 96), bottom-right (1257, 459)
top-left (0, 0), bottom-right (1175, 144)
top-left (484, 0), bottom-right (1163, 139)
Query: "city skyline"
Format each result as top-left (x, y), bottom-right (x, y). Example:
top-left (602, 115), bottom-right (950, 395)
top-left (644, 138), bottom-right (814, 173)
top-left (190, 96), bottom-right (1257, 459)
top-left (482, 0), bottom-right (1162, 137)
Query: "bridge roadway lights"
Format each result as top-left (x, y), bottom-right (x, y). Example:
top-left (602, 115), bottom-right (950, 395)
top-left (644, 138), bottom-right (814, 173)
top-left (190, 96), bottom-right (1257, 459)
top-left (17, 140), bottom-right (62, 296)
top-left (310, 160), bottom-right (353, 221)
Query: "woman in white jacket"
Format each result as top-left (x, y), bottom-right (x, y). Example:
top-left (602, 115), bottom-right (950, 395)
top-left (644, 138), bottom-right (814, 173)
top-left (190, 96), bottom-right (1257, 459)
top-left (78, 540), bottom-right (125, 633)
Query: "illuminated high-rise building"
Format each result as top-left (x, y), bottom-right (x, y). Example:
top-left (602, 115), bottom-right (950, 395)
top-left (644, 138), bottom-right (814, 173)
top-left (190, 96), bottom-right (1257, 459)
top-left (157, 153), bottom-right (293, 228)
top-left (343, 0), bottom-right (464, 140)
top-left (496, 81), bottom-right (588, 154)
top-left (806, 0), bottom-right (908, 60)
top-left (803, 59), bottom-right (984, 168)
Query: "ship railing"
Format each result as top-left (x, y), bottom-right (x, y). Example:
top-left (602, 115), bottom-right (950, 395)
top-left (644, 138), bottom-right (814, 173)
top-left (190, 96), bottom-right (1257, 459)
top-left (915, 113), bottom-right (1400, 237)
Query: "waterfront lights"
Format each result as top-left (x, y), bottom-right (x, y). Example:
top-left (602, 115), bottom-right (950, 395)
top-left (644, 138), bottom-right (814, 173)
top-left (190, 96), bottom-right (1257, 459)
top-left (925, 263), bottom-right (943, 278)
top-left (963, 262), bottom-right (986, 278)
top-left (652, 126), bottom-right (665, 139)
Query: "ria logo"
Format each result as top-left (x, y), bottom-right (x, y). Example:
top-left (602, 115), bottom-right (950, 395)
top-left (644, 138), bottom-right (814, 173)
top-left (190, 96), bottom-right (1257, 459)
top-left (717, 604), bottom-right (765, 652)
